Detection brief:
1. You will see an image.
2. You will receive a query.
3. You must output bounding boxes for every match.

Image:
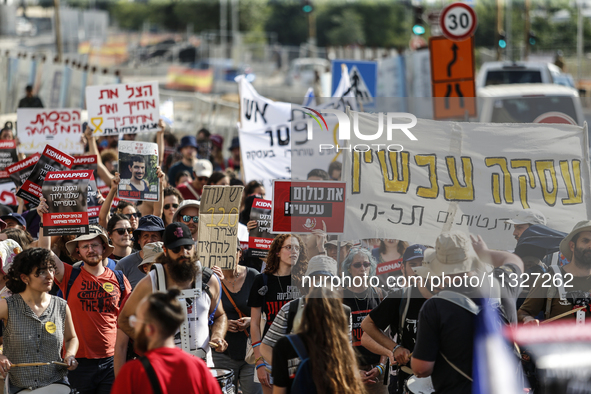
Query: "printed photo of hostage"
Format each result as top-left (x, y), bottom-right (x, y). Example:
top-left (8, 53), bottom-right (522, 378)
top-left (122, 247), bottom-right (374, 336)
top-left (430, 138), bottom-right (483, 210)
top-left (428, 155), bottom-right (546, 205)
top-left (16, 145), bottom-right (74, 206)
top-left (41, 170), bottom-right (92, 236)
top-left (118, 141), bottom-right (159, 202)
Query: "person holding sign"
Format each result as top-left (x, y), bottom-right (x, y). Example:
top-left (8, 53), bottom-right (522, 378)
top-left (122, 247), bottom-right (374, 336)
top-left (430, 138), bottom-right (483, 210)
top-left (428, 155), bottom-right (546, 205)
top-left (0, 248), bottom-right (79, 393)
top-left (118, 223), bottom-right (228, 367)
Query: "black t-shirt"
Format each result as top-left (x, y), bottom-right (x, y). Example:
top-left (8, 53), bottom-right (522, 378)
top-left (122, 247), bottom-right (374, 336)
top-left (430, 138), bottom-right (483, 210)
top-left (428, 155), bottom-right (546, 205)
top-left (221, 267), bottom-right (259, 361)
top-left (272, 335), bottom-right (303, 393)
top-left (248, 273), bottom-right (301, 336)
top-left (342, 287), bottom-right (382, 365)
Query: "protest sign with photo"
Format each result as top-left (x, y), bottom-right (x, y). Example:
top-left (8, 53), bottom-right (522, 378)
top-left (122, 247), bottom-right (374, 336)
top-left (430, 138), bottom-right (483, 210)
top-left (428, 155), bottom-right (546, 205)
top-left (73, 155), bottom-right (100, 224)
top-left (7, 154), bottom-right (40, 189)
top-left (198, 185), bottom-right (244, 269)
top-left (16, 146), bottom-right (74, 205)
top-left (272, 180), bottom-right (346, 234)
top-left (117, 140), bottom-right (159, 201)
top-left (248, 198), bottom-right (273, 258)
top-left (86, 81), bottom-right (159, 136)
top-left (42, 170), bottom-right (92, 236)
top-left (17, 109), bottom-right (84, 154)
top-left (0, 140), bottom-right (19, 183)
top-left (342, 115), bottom-right (591, 250)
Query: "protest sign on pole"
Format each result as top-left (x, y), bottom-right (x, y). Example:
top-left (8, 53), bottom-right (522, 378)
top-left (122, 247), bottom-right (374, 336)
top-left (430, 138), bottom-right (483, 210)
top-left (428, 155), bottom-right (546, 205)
top-left (17, 108), bottom-right (84, 154)
top-left (248, 198), bottom-right (273, 258)
top-left (272, 180), bottom-right (346, 234)
top-left (342, 114), bottom-right (591, 250)
top-left (86, 81), bottom-right (159, 136)
top-left (42, 170), bottom-right (92, 236)
top-left (16, 145), bottom-right (74, 205)
top-left (7, 154), bottom-right (41, 189)
top-left (198, 185), bottom-right (244, 269)
top-left (72, 155), bottom-right (100, 224)
top-left (117, 140), bottom-right (159, 201)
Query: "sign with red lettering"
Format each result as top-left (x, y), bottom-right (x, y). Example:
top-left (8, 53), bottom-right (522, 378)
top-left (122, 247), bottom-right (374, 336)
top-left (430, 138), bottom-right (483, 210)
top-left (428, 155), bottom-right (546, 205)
top-left (272, 180), bottom-right (346, 234)
top-left (0, 140), bottom-right (18, 183)
top-left (42, 170), bottom-right (92, 236)
top-left (118, 140), bottom-right (160, 201)
top-left (17, 108), bottom-right (84, 154)
top-left (249, 198), bottom-right (273, 258)
top-left (7, 154), bottom-right (40, 189)
top-left (16, 145), bottom-right (74, 205)
top-left (86, 81), bottom-right (160, 136)
top-left (72, 155), bottom-right (100, 225)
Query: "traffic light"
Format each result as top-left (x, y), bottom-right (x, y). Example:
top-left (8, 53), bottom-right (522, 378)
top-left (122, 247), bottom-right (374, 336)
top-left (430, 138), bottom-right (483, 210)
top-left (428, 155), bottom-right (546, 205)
top-left (528, 31), bottom-right (537, 46)
top-left (302, 0), bottom-right (313, 13)
top-left (498, 31), bottom-right (507, 49)
top-left (412, 6), bottom-right (425, 35)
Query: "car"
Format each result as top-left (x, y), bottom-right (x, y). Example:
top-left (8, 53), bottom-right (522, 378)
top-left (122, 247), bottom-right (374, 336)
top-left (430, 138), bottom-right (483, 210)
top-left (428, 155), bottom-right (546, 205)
top-left (477, 84), bottom-right (584, 126)
top-left (476, 61), bottom-right (563, 89)
top-left (285, 58), bottom-right (330, 87)
top-left (15, 17), bottom-right (37, 37)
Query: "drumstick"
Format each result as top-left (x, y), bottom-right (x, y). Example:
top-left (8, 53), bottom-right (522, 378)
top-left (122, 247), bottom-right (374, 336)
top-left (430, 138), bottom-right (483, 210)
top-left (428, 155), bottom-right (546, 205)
top-left (51, 361), bottom-right (68, 367)
top-left (209, 341), bottom-right (219, 348)
top-left (541, 306), bottom-right (586, 324)
top-left (12, 361), bottom-right (68, 367)
top-left (401, 366), bottom-right (414, 375)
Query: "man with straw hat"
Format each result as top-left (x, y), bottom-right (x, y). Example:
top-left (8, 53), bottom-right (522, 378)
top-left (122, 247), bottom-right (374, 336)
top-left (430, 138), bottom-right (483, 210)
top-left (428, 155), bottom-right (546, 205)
top-left (410, 231), bottom-right (523, 394)
top-left (518, 220), bottom-right (591, 325)
top-left (38, 222), bottom-right (132, 394)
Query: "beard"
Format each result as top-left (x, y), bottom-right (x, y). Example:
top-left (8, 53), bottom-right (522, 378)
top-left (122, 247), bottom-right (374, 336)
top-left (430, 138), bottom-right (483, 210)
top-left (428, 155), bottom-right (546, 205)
top-left (82, 254), bottom-right (102, 267)
top-left (574, 246), bottom-right (591, 269)
top-left (163, 252), bottom-right (199, 283)
top-left (134, 326), bottom-right (149, 354)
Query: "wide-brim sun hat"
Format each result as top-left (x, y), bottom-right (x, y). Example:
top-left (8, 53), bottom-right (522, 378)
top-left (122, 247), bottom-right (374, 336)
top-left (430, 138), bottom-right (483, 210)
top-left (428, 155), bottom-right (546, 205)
top-left (305, 255), bottom-right (338, 277)
top-left (559, 220), bottom-right (591, 262)
top-left (66, 225), bottom-right (115, 260)
top-left (172, 200), bottom-right (201, 223)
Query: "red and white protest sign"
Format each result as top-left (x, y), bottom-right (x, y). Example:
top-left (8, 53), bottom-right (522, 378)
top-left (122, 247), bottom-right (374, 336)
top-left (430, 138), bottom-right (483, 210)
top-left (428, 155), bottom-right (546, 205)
top-left (271, 180), bottom-right (346, 234)
top-left (0, 140), bottom-right (18, 181)
top-left (7, 153), bottom-right (40, 189)
top-left (17, 108), bottom-right (84, 154)
top-left (249, 198), bottom-right (274, 258)
top-left (42, 170), bottom-right (93, 236)
top-left (86, 81), bottom-right (160, 136)
top-left (72, 155), bottom-right (100, 224)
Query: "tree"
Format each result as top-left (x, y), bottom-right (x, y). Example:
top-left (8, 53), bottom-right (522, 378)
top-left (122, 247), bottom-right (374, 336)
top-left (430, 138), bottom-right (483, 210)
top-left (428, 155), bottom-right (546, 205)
top-left (326, 9), bottom-right (365, 46)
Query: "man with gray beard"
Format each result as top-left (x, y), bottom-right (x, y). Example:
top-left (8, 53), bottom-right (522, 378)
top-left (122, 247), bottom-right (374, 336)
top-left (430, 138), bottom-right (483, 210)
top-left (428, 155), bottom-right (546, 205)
top-left (118, 223), bottom-right (228, 367)
top-left (519, 220), bottom-right (591, 324)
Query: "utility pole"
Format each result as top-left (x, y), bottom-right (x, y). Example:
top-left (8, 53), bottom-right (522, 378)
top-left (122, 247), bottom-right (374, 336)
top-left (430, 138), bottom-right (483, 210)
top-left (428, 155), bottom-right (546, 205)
top-left (54, 0), bottom-right (62, 62)
top-left (506, 0), bottom-right (512, 60)
top-left (308, 11), bottom-right (316, 58)
top-left (524, 0), bottom-right (530, 60)
top-left (577, 0), bottom-right (583, 83)
top-left (220, 0), bottom-right (228, 58)
top-left (231, 0), bottom-right (239, 62)
top-left (496, 0), bottom-right (504, 60)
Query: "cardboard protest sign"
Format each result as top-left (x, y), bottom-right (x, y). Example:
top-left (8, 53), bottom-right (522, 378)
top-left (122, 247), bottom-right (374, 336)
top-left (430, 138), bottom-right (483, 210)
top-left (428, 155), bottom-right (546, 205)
top-left (7, 154), bottom-right (40, 189)
top-left (42, 170), bottom-right (92, 236)
top-left (73, 155), bottom-right (100, 225)
top-left (248, 198), bottom-right (273, 258)
top-left (17, 108), bottom-right (84, 154)
top-left (272, 180), bottom-right (346, 234)
top-left (0, 140), bottom-right (19, 183)
top-left (117, 140), bottom-right (159, 201)
top-left (16, 146), bottom-right (74, 205)
top-left (198, 186), bottom-right (244, 269)
top-left (86, 81), bottom-right (159, 136)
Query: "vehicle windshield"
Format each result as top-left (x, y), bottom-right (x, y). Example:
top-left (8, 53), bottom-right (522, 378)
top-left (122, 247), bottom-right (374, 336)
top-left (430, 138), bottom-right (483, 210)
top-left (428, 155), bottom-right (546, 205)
top-left (489, 97), bottom-right (578, 123)
top-left (485, 70), bottom-right (543, 86)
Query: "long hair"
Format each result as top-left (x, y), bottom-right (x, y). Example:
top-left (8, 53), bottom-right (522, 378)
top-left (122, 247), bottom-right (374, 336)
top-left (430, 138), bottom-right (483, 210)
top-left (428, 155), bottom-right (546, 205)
top-left (378, 239), bottom-right (409, 256)
top-left (341, 246), bottom-right (377, 278)
top-left (298, 287), bottom-right (366, 394)
top-left (264, 234), bottom-right (308, 288)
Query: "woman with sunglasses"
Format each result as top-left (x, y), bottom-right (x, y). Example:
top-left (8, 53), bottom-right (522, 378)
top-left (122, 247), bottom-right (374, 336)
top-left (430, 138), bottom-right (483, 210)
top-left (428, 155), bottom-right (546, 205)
top-left (107, 214), bottom-right (134, 262)
top-left (99, 172), bottom-right (141, 231)
top-left (0, 248), bottom-right (79, 393)
top-left (154, 187), bottom-right (184, 227)
top-left (341, 247), bottom-right (388, 394)
top-left (248, 234), bottom-right (308, 394)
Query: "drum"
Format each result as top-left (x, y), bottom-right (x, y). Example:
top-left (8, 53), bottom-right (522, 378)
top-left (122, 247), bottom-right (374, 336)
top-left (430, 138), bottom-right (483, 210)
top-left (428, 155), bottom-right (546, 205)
top-left (209, 368), bottom-right (235, 394)
top-left (405, 375), bottom-right (435, 394)
top-left (17, 383), bottom-right (72, 393)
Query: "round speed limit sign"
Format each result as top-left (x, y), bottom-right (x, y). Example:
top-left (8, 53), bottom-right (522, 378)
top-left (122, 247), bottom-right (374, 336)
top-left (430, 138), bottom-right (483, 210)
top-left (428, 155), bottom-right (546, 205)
top-left (440, 2), bottom-right (477, 41)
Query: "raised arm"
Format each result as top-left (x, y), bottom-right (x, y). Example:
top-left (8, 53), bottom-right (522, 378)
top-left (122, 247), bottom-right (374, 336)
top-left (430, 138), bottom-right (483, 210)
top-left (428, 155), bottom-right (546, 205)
top-left (37, 197), bottom-right (65, 283)
top-left (471, 234), bottom-right (524, 272)
top-left (85, 126), bottom-right (114, 186)
top-left (152, 167), bottom-right (166, 222)
top-left (157, 120), bottom-right (165, 167)
top-left (99, 173), bottom-right (120, 229)
top-left (208, 274), bottom-right (228, 352)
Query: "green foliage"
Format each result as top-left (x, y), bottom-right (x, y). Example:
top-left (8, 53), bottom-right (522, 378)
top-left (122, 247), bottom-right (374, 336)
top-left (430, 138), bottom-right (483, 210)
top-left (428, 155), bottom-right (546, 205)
top-left (326, 9), bottom-right (365, 46)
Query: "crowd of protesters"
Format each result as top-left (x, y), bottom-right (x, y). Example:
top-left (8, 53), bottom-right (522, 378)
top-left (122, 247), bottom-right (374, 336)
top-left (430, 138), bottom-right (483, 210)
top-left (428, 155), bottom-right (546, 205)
top-left (0, 118), bottom-right (586, 394)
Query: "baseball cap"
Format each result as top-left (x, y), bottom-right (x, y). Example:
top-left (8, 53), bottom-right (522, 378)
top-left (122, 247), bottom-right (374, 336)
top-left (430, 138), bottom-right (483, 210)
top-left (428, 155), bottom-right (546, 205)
top-left (402, 244), bottom-right (427, 262)
top-left (193, 159), bottom-right (213, 178)
top-left (505, 209), bottom-right (547, 226)
top-left (0, 213), bottom-right (25, 228)
top-left (163, 223), bottom-right (195, 249)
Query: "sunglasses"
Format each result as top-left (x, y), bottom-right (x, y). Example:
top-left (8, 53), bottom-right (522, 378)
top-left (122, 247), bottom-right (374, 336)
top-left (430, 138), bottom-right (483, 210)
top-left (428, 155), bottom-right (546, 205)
top-left (197, 176), bottom-right (209, 182)
top-left (182, 215), bottom-right (199, 223)
top-left (113, 228), bottom-right (133, 235)
top-left (164, 203), bottom-right (179, 210)
top-left (352, 262), bottom-right (371, 269)
top-left (170, 244), bottom-right (194, 254)
top-left (123, 212), bottom-right (141, 220)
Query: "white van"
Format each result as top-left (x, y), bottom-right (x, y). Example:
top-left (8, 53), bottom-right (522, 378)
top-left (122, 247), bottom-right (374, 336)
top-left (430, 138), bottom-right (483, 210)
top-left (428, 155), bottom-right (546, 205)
top-left (285, 58), bottom-right (330, 87)
top-left (476, 61), bottom-right (563, 89)
top-left (477, 84), bottom-right (584, 126)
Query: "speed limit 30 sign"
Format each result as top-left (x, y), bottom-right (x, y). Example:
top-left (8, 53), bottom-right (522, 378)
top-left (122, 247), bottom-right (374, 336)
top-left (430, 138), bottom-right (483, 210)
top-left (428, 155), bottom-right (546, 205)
top-left (440, 2), bottom-right (477, 41)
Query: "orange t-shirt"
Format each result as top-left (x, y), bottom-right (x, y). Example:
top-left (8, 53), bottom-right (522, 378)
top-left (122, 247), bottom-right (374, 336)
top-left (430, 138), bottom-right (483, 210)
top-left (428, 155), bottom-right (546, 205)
top-left (56, 264), bottom-right (131, 359)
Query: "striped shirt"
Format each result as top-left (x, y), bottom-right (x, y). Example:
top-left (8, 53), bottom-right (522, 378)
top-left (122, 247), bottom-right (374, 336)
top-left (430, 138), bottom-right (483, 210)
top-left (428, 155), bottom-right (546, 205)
top-left (4, 294), bottom-right (68, 390)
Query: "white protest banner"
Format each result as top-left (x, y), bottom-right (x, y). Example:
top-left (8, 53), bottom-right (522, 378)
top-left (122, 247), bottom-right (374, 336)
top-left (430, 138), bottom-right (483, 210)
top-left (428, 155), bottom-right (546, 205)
top-left (17, 108), bottom-right (84, 154)
top-left (197, 185), bottom-right (244, 269)
top-left (86, 81), bottom-right (159, 136)
top-left (343, 114), bottom-right (591, 251)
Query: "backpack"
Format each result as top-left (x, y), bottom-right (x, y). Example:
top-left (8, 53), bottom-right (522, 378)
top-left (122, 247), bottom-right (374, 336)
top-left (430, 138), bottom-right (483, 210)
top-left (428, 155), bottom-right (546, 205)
top-left (286, 334), bottom-right (317, 394)
top-left (59, 267), bottom-right (126, 308)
